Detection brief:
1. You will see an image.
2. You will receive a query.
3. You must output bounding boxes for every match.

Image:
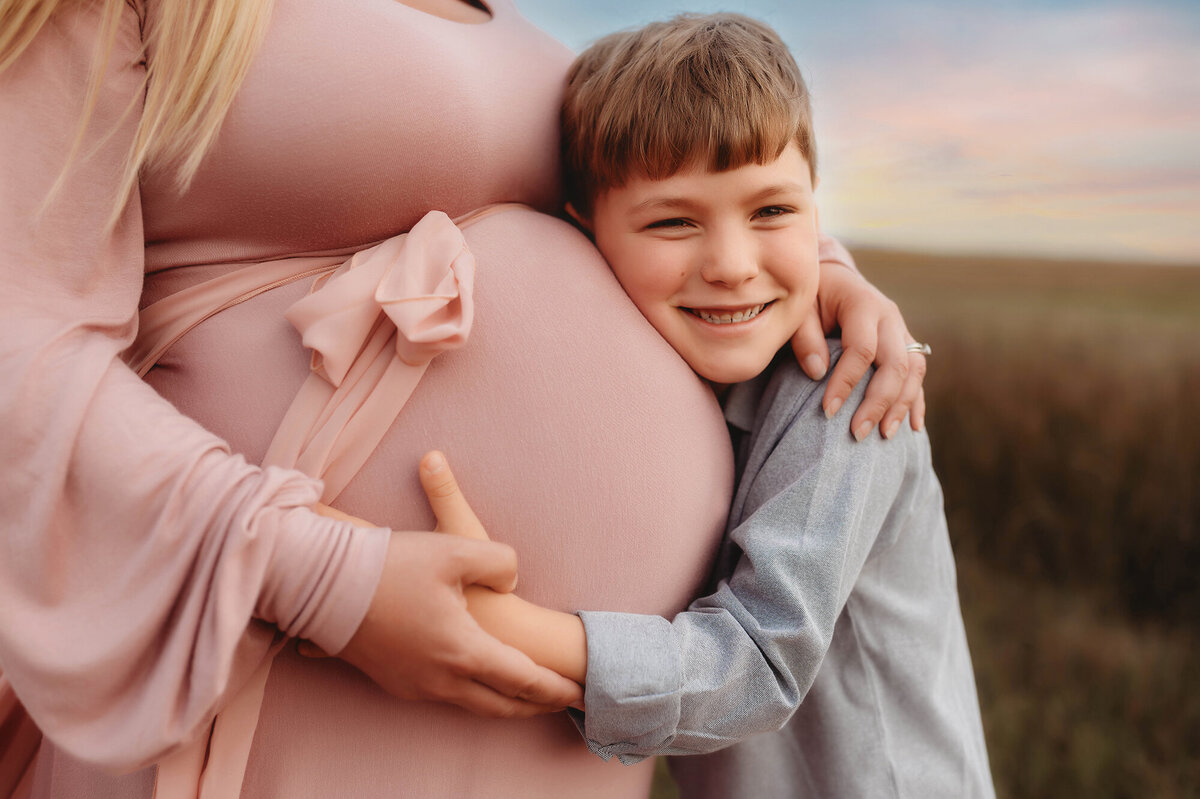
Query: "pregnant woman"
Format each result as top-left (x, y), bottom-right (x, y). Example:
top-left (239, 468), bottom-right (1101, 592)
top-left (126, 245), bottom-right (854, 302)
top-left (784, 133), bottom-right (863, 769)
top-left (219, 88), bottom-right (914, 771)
top-left (0, 1), bottom-right (926, 796)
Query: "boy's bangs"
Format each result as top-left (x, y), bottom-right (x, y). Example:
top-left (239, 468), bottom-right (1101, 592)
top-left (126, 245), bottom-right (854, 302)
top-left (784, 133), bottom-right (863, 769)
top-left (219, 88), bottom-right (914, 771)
top-left (631, 94), bottom-right (801, 181)
top-left (582, 73), bottom-right (811, 205)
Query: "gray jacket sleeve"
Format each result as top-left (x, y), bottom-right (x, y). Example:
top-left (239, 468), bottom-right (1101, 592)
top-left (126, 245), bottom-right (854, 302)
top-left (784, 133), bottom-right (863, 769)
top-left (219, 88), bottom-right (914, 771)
top-left (574, 360), bottom-right (915, 763)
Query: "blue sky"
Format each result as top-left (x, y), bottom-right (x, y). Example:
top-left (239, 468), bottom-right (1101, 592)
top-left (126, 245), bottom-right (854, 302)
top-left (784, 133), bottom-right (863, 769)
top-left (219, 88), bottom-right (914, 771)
top-left (517, 0), bottom-right (1200, 264)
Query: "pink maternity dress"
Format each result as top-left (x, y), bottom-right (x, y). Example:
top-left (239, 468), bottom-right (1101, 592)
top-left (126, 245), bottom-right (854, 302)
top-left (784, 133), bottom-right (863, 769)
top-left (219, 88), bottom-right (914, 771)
top-left (0, 1), bottom-right (733, 796)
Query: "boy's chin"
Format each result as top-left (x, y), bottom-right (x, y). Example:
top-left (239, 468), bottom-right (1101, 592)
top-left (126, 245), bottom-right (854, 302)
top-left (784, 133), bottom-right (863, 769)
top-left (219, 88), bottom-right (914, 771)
top-left (689, 357), bottom-right (775, 387)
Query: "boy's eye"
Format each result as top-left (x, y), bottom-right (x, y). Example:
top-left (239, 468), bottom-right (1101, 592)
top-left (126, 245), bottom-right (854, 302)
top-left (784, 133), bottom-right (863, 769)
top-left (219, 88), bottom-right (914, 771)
top-left (645, 218), bottom-right (692, 230)
top-left (754, 206), bottom-right (793, 220)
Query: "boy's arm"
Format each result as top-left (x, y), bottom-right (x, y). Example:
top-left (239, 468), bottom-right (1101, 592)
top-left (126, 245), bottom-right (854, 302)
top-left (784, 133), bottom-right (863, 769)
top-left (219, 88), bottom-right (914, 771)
top-left (462, 587), bottom-right (587, 684)
top-left (578, 362), bottom-right (914, 762)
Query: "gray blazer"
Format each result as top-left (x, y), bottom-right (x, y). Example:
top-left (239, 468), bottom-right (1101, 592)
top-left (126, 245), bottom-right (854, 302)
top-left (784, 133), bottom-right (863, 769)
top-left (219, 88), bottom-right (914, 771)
top-left (576, 347), bottom-right (995, 798)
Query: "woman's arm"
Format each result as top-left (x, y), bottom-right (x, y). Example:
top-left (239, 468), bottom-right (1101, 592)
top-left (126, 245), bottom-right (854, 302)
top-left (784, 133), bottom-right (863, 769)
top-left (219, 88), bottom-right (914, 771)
top-left (794, 233), bottom-right (928, 440)
top-left (0, 6), bottom-right (389, 770)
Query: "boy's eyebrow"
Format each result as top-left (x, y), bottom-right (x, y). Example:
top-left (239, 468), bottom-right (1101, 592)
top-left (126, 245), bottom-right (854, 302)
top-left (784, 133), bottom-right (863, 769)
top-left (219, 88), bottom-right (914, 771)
top-left (630, 182), bottom-right (810, 216)
top-left (746, 182), bottom-right (810, 203)
top-left (629, 196), bottom-right (699, 215)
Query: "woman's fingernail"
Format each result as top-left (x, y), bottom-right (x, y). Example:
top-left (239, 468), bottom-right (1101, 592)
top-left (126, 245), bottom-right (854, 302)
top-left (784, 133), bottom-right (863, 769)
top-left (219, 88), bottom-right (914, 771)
top-left (883, 420), bottom-right (900, 439)
top-left (802, 355), bottom-right (826, 380)
top-left (423, 452), bottom-right (445, 473)
top-left (825, 398), bottom-right (843, 419)
top-left (915, 416), bottom-right (925, 432)
top-left (854, 422), bottom-right (873, 442)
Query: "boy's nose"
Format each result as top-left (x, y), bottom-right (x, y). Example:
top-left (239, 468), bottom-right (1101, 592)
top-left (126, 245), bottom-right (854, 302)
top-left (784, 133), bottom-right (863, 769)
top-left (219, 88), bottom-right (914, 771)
top-left (699, 234), bottom-right (759, 287)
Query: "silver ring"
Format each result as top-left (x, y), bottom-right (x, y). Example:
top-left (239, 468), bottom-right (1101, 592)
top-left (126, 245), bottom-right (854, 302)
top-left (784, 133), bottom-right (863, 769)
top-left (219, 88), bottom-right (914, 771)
top-left (906, 342), bottom-right (932, 356)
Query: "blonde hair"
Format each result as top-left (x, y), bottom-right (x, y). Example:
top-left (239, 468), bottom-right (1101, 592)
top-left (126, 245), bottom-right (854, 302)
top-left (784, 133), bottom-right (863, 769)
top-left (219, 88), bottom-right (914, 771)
top-left (562, 13), bottom-right (816, 216)
top-left (0, 0), bottom-right (274, 222)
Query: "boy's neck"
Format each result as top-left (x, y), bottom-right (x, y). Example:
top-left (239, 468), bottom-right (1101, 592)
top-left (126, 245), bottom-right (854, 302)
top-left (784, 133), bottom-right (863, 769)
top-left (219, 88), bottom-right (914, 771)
top-left (707, 380), bottom-right (731, 404)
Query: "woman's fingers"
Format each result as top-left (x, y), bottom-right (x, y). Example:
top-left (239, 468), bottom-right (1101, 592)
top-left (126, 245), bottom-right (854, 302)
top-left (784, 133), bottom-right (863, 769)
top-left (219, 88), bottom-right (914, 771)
top-left (910, 386), bottom-right (927, 432)
top-left (451, 537), bottom-right (524, 594)
top-left (420, 450), bottom-right (490, 541)
top-left (880, 348), bottom-right (928, 437)
top-left (338, 531), bottom-right (579, 716)
top-left (821, 306), bottom-right (878, 425)
top-left (436, 674), bottom-right (576, 719)
top-left (849, 310), bottom-right (910, 440)
top-left (456, 631), bottom-right (585, 713)
top-left (789, 305), bottom-right (829, 380)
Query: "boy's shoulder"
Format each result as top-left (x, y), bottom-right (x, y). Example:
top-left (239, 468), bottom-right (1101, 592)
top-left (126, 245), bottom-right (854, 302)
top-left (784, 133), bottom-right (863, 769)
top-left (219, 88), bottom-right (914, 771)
top-left (725, 341), bottom-right (865, 439)
top-left (727, 343), bottom-right (925, 531)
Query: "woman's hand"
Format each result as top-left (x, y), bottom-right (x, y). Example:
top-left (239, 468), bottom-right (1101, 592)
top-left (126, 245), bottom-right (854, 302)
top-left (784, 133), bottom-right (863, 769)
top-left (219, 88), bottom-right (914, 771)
top-left (418, 451), bottom-right (588, 685)
top-left (792, 260), bottom-right (927, 441)
top-left (311, 497), bottom-right (582, 716)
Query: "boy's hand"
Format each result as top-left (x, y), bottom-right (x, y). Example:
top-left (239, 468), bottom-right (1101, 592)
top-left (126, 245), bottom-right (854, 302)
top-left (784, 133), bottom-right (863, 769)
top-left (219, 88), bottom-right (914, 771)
top-left (793, 260), bottom-right (927, 440)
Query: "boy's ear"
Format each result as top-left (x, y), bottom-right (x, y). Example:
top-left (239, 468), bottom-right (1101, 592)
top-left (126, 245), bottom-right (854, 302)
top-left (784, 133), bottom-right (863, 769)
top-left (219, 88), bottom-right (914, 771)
top-left (565, 202), bottom-right (593, 233)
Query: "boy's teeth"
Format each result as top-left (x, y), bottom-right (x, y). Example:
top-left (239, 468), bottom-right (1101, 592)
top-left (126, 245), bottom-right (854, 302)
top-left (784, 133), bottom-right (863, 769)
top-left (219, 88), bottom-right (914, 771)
top-left (693, 304), bottom-right (766, 324)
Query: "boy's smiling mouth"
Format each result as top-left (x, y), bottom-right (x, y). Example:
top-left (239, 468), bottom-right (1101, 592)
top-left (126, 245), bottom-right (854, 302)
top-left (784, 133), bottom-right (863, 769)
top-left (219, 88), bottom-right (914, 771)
top-left (684, 302), bottom-right (771, 325)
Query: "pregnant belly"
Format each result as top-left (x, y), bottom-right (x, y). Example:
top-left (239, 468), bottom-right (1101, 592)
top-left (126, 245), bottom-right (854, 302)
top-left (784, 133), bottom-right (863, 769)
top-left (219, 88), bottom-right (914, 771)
top-left (144, 208), bottom-right (733, 798)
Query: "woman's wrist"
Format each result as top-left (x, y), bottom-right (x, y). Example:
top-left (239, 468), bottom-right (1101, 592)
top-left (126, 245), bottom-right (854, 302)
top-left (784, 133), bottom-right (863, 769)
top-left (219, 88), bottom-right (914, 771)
top-left (257, 504), bottom-right (390, 654)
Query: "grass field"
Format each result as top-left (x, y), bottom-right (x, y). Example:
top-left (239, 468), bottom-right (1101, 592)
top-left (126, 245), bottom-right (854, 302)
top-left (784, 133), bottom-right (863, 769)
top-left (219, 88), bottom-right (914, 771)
top-left (654, 249), bottom-right (1200, 799)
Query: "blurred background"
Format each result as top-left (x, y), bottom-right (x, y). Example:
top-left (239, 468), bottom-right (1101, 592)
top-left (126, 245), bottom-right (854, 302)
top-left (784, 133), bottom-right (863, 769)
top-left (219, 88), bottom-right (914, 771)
top-left (521, 2), bottom-right (1200, 796)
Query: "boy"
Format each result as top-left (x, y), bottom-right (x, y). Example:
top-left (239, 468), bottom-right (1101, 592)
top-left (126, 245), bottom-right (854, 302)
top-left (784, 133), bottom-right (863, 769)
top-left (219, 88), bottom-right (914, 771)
top-left (423, 13), bottom-right (994, 797)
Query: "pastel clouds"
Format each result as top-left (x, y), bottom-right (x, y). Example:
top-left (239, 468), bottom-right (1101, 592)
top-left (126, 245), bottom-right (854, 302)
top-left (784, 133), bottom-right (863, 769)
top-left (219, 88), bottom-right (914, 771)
top-left (796, 3), bottom-right (1200, 262)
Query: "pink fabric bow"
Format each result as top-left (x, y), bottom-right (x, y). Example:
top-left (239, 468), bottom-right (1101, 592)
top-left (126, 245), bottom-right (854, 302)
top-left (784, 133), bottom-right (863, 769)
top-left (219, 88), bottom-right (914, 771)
top-left (263, 210), bottom-right (475, 501)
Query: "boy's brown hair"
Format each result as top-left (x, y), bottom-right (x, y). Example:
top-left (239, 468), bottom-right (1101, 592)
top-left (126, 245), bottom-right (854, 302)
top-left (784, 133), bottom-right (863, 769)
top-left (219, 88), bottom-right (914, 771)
top-left (562, 13), bottom-right (816, 216)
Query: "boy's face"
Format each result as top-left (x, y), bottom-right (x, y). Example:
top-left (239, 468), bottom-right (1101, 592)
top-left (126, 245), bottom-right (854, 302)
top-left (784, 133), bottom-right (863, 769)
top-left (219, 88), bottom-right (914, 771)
top-left (588, 143), bottom-right (820, 386)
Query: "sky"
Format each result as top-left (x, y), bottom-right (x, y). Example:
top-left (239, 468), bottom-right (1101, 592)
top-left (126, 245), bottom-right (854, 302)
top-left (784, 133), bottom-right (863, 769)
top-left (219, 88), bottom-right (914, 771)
top-left (517, 0), bottom-right (1200, 265)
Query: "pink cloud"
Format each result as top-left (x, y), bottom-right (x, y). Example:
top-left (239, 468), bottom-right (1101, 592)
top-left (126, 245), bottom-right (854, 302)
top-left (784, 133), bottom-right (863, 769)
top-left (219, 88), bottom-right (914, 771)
top-left (809, 4), bottom-right (1199, 262)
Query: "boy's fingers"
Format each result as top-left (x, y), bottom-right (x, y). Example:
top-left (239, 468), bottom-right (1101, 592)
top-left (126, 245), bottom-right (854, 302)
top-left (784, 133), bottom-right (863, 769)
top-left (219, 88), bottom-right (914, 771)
top-left (420, 451), bottom-right (489, 540)
top-left (789, 308), bottom-right (829, 380)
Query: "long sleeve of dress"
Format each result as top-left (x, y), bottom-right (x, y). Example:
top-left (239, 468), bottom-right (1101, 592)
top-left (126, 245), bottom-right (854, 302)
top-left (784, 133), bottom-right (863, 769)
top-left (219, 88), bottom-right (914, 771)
top-left (575, 351), bottom-right (915, 762)
top-left (0, 5), bottom-right (388, 772)
top-left (818, 231), bottom-right (857, 274)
